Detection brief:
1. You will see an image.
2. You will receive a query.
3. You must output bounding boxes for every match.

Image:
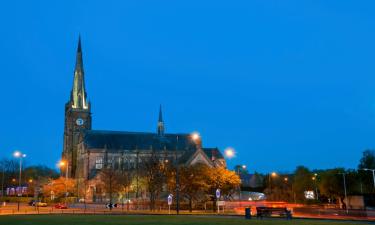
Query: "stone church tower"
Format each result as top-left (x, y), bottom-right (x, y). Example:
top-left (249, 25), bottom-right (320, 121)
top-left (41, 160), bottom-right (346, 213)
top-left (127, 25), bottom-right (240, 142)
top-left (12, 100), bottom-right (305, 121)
top-left (62, 37), bottom-right (92, 178)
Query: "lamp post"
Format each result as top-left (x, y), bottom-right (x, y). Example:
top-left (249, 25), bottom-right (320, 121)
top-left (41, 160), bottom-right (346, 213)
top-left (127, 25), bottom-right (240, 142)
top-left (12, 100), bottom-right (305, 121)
top-left (59, 160), bottom-right (69, 204)
top-left (269, 172), bottom-right (277, 198)
top-left (236, 165), bottom-right (246, 201)
top-left (339, 173), bottom-right (348, 214)
top-left (361, 168), bottom-right (375, 189)
top-left (312, 173), bottom-right (319, 201)
top-left (236, 165), bottom-right (246, 175)
top-left (175, 135), bottom-right (180, 215)
top-left (183, 132), bottom-right (201, 213)
top-left (14, 151), bottom-right (26, 211)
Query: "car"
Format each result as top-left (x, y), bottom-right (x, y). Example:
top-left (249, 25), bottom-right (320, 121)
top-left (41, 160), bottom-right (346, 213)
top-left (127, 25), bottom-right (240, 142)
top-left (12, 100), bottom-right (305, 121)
top-left (28, 200), bottom-right (36, 206)
top-left (35, 202), bottom-right (48, 207)
top-left (54, 203), bottom-right (68, 209)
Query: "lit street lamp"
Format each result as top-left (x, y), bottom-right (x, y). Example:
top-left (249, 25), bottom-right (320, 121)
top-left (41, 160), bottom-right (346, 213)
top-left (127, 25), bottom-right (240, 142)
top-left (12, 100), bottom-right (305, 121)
top-left (312, 174), bottom-right (319, 201)
top-left (191, 132), bottom-right (200, 142)
top-left (13, 151), bottom-right (26, 211)
top-left (237, 165), bottom-right (246, 201)
top-left (59, 160), bottom-right (69, 204)
top-left (236, 165), bottom-right (246, 175)
top-left (224, 148), bottom-right (235, 159)
top-left (269, 172), bottom-right (277, 194)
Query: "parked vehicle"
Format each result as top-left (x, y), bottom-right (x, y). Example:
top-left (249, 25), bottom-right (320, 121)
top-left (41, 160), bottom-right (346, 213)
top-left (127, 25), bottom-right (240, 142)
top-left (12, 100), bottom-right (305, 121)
top-left (28, 200), bottom-right (36, 206)
top-left (54, 203), bottom-right (68, 209)
top-left (35, 202), bottom-right (48, 207)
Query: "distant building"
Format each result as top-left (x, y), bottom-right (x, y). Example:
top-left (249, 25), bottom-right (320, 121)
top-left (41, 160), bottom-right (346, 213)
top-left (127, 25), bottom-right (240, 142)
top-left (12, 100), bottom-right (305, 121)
top-left (62, 37), bottom-right (225, 201)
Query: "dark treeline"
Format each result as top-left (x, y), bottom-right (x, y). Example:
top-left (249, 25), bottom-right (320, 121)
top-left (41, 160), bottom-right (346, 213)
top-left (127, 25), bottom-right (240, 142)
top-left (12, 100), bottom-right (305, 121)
top-left (238, 150), bottom-right (375, 204)
top-left (0, 158), bottom-right (59, 197)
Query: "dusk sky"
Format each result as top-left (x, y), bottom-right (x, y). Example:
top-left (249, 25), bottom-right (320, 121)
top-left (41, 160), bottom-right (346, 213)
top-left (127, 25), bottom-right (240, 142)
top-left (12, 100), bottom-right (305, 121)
top-left (1, 1), bottom-right (375, 173)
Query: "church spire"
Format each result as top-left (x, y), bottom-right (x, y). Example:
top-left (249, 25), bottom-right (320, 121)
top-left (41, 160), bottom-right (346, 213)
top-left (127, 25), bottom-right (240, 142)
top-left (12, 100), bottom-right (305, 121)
top-left (157, 104), bottom-right (165, 136)
top-left (70, 35), bottom-right (88, 110)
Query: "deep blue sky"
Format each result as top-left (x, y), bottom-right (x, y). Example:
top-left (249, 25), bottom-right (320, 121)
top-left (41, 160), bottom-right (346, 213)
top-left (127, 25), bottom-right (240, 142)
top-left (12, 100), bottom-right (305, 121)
top-left (1, 1), bottom-right (375, 173)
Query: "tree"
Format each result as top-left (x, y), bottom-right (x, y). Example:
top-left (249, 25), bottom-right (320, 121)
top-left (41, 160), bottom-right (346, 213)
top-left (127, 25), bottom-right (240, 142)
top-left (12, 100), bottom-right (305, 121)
top-left (318, 168), bottom-right (345, 205)
top-left (140, 152), bottom-right (167, 211)
top-left (42, 177), bottom-right (76, 201)
top-left (0, 158), bottom-right (19, 195)
top-left (24, 165), bottom-right (59, 180)
top-left (233, 165), bottom-right (248, 175)
top-left (263, 173), bottom-right (292, 202)
top-left (358, 150), bottom-right (375, 170)
top-left (357, 150), bottom-right (375, 194)
top-left (167, 163), bottom-right (210, 212)
top-left (292, 166), bottom-right (314, 202)
top-left (96, 168), bottom-right (124, 205)
top-left (205, 166), bottom-right (240, 211)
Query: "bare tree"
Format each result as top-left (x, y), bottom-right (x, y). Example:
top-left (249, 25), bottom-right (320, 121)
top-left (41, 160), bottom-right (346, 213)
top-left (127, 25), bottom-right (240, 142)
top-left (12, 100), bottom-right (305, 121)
top-left (140, 152), bottom-right (167, 211)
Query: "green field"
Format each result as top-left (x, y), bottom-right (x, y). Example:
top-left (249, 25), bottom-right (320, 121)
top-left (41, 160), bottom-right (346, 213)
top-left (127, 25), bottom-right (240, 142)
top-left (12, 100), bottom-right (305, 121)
top-left (0, 215), bottom-right (371, 225)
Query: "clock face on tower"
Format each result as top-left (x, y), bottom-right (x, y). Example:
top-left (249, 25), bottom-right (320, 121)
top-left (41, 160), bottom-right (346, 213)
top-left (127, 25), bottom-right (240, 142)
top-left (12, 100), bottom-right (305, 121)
top-left (76, 118), bottom-right (84, 126)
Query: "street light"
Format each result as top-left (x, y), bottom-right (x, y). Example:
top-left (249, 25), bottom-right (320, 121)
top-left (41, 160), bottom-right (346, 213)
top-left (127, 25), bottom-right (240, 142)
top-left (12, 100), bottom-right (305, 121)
top-left (339, 173), bottom-right (348, 214)
top-left (236, 165), bottom-right (246, 201)
top-left (312, 174), bottom-right (319, 201)
top-left (224, 148), bottom-right (235, 159)
top-left (236, 165), bottom-right (246, 175)
top-left (175, 135), bottom-right (180, 215)
top-left (13, 151), bottom-right (26, 211)
top-left (361, 168), bottom-right (375, 189)
top-left (191, 132), bottom-right (200, 142)
top-left (269, 172), bottom-right (277, 195)
top-left (59, 160), bottom-right (69, 204)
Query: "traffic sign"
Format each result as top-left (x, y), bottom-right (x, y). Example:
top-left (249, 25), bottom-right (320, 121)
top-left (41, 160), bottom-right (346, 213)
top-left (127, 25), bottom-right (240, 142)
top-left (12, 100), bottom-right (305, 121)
top-left (167, 194), bottom-right (173, 214)
top-left (167, 194), bottom-right (173, 206)
top-left (216, 189), bottom-right (221, 199)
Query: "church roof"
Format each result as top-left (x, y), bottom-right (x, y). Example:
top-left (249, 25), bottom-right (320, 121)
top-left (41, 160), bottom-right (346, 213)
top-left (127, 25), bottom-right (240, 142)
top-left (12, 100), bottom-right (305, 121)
top-left (202, 147), bottom-right (224, 160)
top-left (82, 130), bottom-right (198, 151)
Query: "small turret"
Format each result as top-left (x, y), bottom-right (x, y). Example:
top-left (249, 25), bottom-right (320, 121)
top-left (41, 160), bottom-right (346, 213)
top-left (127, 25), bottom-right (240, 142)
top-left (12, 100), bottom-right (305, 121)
top-left (157, 104), bottom-right (165, 136)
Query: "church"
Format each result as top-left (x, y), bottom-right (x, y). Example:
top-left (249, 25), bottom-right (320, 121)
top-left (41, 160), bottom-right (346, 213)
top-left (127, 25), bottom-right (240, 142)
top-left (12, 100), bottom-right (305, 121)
top-left (61, 38), bottom-right (225, 201)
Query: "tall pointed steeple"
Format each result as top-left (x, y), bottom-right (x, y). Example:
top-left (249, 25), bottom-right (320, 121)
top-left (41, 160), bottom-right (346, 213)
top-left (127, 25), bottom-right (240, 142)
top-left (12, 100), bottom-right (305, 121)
top-left (157, 104), bottom-right (165, 136)
top-left (75, 35), bottom-right (83, 72)
top-left (70, 35), bottom-right (89, 109)
top-left (63, 36), bottom-right (92, 178)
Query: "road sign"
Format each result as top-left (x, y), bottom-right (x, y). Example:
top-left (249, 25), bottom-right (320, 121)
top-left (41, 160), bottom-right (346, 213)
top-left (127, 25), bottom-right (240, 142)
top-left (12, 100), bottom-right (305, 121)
top-left (167, 194), bottom-right (173, 214)
top-left (217, 201), bottom-right (225, 206)
top-left (216, 189), bottom-right (221, 199)
top-left (167, 194), bottom-right (173, 206)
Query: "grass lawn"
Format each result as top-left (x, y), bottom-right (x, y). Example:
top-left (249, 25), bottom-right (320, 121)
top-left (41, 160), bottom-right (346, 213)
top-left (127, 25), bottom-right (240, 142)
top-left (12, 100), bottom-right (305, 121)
top-left (0, 215), bottom-right (371, 225)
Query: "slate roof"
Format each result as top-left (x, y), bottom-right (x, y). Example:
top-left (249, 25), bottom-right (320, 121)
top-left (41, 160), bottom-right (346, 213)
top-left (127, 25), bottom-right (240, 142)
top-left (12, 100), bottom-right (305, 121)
top-left (202, 147), bottom-right (224, 160)
top-left (82, 130), bottom-right (198, 151)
